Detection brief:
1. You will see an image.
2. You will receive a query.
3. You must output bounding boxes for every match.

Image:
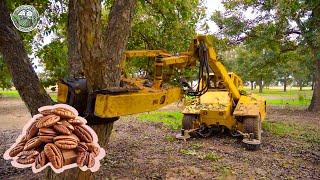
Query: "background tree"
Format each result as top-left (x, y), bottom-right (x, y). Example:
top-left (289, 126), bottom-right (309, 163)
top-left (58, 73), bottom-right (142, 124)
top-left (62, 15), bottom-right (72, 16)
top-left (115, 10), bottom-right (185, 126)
top-left (124, 0), bottom-right (206, 78)
top-left (291, 48), bottom-right (314, 91)
top-left (36, 39), bottom-right (68, 88)
top-left (0, 56), bottom-right (12, 90)
top-left (0, 0), bottom-right (53, 115)
top-left (212, 0), bottom-right (320, 111)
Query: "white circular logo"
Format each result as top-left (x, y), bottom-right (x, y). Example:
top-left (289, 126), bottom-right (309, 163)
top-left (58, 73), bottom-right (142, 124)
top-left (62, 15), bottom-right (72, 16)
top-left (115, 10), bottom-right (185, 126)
top-left (10, 5), bottom-right (40, 32)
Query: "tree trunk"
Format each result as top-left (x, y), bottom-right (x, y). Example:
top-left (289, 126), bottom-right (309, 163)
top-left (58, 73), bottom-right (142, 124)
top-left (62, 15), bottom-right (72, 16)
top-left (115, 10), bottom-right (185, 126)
top-left (47, 0), bottom-right (137, 179)
top-left (250, 81), bottom-right (254, 90)
top-left (258, 77), bottom-right (263, 93)
top-left (67, 0), bottom-right (82, 77)
top-left (0, 1), bottom-right (53, 115)
top-left (101, 0), bottom-right (137, 87)
top-left (283, 76), bottom-right (287, 92)
top-left (308, 48), bottom-right (320, 112)
top-left (294, 7), bottom-right (320, 112)
top-left (298, 80), bottom-right (303, 91)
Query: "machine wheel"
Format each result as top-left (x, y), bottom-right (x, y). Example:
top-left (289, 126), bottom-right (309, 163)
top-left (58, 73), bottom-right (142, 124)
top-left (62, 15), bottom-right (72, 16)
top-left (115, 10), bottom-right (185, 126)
top-left (182, 114), bottom-right (197, 130)
top-left (182, 114), bottom-right (198, 137)
top-left (243, 116), bottom-right (262, 150)
top-left (243, 116), bottom-right (261, 140)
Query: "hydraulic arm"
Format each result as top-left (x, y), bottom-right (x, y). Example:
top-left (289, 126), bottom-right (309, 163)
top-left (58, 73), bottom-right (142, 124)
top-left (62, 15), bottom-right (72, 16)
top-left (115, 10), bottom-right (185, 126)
top-left (58, 36), bottom-right (247, 119)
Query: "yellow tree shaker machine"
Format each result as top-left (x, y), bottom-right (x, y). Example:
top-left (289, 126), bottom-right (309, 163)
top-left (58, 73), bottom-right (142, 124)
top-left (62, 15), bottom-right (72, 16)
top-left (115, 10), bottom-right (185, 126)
top-left (57, 36), bottom-right (266, 150)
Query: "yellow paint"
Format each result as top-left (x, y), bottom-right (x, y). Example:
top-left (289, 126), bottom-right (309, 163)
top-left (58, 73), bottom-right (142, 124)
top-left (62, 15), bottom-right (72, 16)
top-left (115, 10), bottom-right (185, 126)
top-left (161, 56), bottom-right (191, 66)
top-left (95, 88), bottom-right (182, 118)
top-left (57, 82), bottom-right (68, 103)
top-left (199, 92), bottom-right (235, 129)
top-left (200, 91), bottom-right (230, 105)
top-left (202, 39), bottom-right (241, 100)
top-left (125, 50), bottom-right (169, 58)
top-left (233, 95), bottom-right (266, 120)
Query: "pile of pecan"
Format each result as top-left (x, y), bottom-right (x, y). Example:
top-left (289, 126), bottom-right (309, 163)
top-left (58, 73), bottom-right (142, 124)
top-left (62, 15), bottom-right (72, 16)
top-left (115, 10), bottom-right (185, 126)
top-left (5, 104), bottom-right (103, 172)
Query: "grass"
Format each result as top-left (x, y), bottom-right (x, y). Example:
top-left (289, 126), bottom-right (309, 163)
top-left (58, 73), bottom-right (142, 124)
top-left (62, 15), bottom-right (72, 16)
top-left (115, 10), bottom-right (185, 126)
top-left (180, 148), bottom-right (221, 162)
top-left (266, 99), bottom-right (310, 106)
top-left (262, 121), bottom-right (320, 144)
top-left (0, 89), bottom-right (57, 101)
top-left (211, 163), bottom-right (234, 179)
top-left (165, 135), bottom-right (176, 142)
top-left (243, 86), bottom-right (313, 106)
top-left (191, 143), bottom-right (203, 150)
top-left (204, 152), bottom-right (220, 162)
top-left (245, 87), bottom-right (313, 96)
top-left (0, 90), bottom-right (20, 98)
top-left (262, 121), bottom-right (295, 136)
top-left (180, 149), bottom-right (197, 156)
top-left (138, 111), bottom-right (183, 130)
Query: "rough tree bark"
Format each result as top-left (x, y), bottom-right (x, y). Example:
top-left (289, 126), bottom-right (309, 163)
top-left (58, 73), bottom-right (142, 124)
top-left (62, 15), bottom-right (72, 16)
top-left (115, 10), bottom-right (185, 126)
top-left (0, 1), bottom-right (53, 115)
top-left (101, 0), bottom-right (137, 87)
top-left (283, 75), bottom-right (287, 92)
top-left (295, 6), bottom-right (320, 112)
top-left (46, 0), bottom-right (137, 179)
top-left (258, 77), bottom-right (263, 93)
top-left (67, 0), bottom-right (82, 77)
top-left (298, 80), bottom-right (303, 91)
top-left (308, 48), bottom-right (320, 112)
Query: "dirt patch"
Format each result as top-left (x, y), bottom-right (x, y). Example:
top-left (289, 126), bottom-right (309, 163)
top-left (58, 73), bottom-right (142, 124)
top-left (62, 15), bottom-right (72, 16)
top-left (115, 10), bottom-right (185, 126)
top-left (0, 99), bottom-right (319, 179)
top-left (0, 97), bottom-right (31, 130)
top-left (267, 106), bottom-right (319, 127)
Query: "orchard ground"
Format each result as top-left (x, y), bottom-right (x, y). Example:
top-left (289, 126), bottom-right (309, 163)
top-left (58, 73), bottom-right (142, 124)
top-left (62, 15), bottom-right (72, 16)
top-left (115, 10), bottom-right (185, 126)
top-left (0, 87), bottom-right (319, 179)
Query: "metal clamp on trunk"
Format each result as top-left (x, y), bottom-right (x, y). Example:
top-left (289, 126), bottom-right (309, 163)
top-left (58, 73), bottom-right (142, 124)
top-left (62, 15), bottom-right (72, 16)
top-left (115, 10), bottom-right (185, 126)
top-left (57, 78), bottom-right (140, 124)
top-left (84, 87), bottom-right (140, 123)
top-left (57, 78), bottom-right (88, 116)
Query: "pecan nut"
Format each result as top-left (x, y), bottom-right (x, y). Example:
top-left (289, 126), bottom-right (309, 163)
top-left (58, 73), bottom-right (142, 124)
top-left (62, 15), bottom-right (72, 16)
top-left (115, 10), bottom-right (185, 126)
top-left (9, 142), bottom-right (25, 157)
top-left (44, 143), bottom-right (63, 169)
top-left (74, 126), bottom-right (93, 143)
top-left (38, 128), bottom-right (57, 143)
top-left (67, 116), bottom-right (87, 125)
top-left (16, 150), bottom-right (39, 165)
top-left (38, 106), bottom-right (53, 116)
top-left (26, 121), bottom-right (39, 140)
top-left (35, 151), bottom-right (47, 169)
top-left (20, 135), bottom-right (29, 143)
top-left (53, 124), bottom-right (71, 135)
top-left (86, 143), bottom-right (100, 157)
top-left (87, 153), bottom-right (95, 168)
top-left (36, 115), bottom-right (60, 128)
top-left (57, 120), bottom-right (74, 131)
top-left (76, 151), bottom-right (95, 168)
top-left (77, 142), bottom-right (88, 152)
top-left (60, 121), bottom-right (74, 131)
top-left (38, 127), bottom-right (57, 136)
top-left (54, 135), bottom-right (78, 149)
top-left (52, 107), bottom-right (76, 119)
top-left (24, 137), bottom-right (42, 150)
top-left (38, 136), bottom-right (54, 143)
top-left (76, 151), bottom-right (88, 167)
top-left (40, 110), bottom-right (53, 116)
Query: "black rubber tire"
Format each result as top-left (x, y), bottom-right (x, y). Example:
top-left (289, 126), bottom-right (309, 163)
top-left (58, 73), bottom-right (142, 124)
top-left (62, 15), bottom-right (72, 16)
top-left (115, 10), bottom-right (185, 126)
top-left (182, 114), bottom-right (199, 137)
top-left (182, 114), bottom-right (197, 130)
top-left (243, 142), bottom-right (260, 151)
top-left (243, 116), bottom-right (261, 141)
